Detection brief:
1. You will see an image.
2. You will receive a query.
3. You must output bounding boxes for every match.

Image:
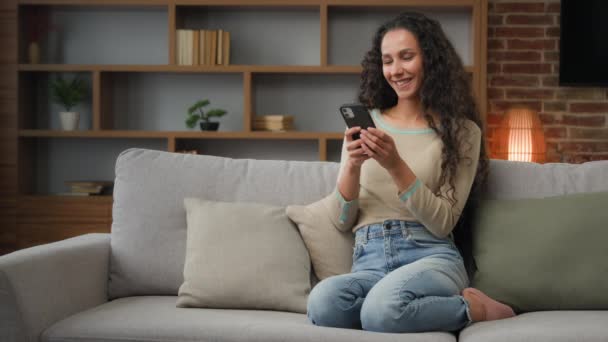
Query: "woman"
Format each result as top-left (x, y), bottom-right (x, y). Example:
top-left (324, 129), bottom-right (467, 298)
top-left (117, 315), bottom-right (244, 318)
top-left (307, 12), bottom-right (515, 333)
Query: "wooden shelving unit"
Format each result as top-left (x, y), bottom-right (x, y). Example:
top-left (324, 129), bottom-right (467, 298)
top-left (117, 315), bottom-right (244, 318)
top-left (9, 0), bottom-right (487, 250)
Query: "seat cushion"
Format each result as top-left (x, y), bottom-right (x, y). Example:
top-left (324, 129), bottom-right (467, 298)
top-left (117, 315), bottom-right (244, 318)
top-left (459, 311), bottom-right (608, 342)
top-left (42, 296), bottom-right (456, 342)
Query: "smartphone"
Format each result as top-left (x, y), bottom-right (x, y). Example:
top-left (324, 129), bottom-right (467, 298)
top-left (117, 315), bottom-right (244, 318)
top-left (339, 103), bottom-right (376, 140)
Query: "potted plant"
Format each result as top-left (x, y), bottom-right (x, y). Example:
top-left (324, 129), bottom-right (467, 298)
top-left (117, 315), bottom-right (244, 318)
top-left (185, 99), bottom-right (227, 131)
top-left (50, 76), bottom-right (87, 131)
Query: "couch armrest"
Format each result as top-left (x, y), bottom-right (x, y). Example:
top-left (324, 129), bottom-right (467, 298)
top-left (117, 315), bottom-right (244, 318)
top-left (0, 233), bottom-right (111, 342)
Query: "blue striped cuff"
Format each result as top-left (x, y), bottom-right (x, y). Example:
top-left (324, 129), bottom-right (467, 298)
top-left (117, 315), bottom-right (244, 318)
top-left (399, 179), bottom-right (421, 202)
top-left (335, 190), bottom-right (354, 224)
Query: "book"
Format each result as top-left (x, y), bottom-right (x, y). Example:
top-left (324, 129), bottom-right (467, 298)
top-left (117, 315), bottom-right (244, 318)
top-left (223, 30), bottom-right (230, 66)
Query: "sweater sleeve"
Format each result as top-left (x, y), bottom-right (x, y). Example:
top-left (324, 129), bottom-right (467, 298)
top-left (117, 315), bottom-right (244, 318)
top-left (397, 122), bottom-right (481, 238)
top-left (325, 136), bottom-right (360, 233)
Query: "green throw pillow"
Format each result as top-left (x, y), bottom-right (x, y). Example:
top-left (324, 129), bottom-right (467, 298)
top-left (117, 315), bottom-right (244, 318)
top-left (472, 191), bottom-right (608, 313)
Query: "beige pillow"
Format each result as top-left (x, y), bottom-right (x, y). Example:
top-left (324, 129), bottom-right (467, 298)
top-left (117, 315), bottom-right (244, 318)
top-left (286, 193), bottom-right (354, 280)
top-left (177, 198), bottom-right (311, 313)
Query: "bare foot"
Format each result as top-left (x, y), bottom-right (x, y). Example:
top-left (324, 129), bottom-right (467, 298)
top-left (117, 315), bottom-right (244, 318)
top-left (462, 288), bottom-right (515, 322)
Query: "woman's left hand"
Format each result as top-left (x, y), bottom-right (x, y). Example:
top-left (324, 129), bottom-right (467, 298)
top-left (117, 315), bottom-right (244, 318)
top-left (360, 127), bottom-right (403, 172)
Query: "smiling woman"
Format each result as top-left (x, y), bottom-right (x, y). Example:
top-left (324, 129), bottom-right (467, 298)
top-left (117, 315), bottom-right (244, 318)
top-left (306, 12), bottom-right (515, 333)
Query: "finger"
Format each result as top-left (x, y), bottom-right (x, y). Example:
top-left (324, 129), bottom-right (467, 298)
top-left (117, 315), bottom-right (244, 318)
top-left (346, 139), bottom-right (364, 152)
top-left (367, 127), bottom-right (389, 143)
top-left (361, 142), bottom-right (376, 157)
top-left (361, 131), bottom-right (384, 152)
top-left (344, 127), bottom-right (361, 142)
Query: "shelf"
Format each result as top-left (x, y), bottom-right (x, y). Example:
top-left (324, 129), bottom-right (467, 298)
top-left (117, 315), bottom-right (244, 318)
top-left (19, 0), bottom-right (476, 6)
top-left (19, 130), bottom-right (345, 140)
top-left (18, 64), bottom-right (474, 73)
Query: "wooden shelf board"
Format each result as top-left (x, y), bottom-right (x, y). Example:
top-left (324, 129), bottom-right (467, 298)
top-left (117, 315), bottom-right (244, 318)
top-left (19, 130), bottom-right (344, 140)
top-left (18, 64), bottom-right (366, 74)
top-left (19, 0), bottom-right (475, 6)
top-left (18, 64), bottom-right (474, 74)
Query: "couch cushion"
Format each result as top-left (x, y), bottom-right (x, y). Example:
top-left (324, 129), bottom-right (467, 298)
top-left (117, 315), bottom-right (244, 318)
top-left (177, 199), bottom-right (310, 313)
top-left (471, 191), bottom-right (608, 312)
top-left (42, 296), bottom-right (457, 342)
top-left (286, 192), bottom-right (354, 280)
top-left (459, 311), bottom-right (608, 342)
top-left (484, 159), bottom-right (608, 199)
top-left (110, 149), bottom-right (339, 299)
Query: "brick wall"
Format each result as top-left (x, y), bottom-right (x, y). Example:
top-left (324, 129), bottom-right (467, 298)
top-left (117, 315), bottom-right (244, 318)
top-left (487, 0), bottom-right (608, 163)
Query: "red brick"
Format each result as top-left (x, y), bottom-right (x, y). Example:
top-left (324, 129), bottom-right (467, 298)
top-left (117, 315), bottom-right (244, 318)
top-left (490, 75), bottom-right (539, 87)
top-left (490, 101), bottom-right (542, 112)
top-left (543, 101), bottom-right (567, 112)
top-left (506, 88), bottom-right (554, 100)
top-left (547, 2), bottom-right (561, 13)
top-left (545, 127), bottom-right (568, 138)
top-left (544, 51), bottom-right (559, 62)
top-left (489, 15), bottom-right (504, 26)
top-left (569, 128), bottom-right (608, 140)
top-left (569, 103), bottom-right (608, 113)
top-left (488, 39), bottom-right (505, 50)
top-left (488, 63), bottom-right (501, 74)
top-left (495, 3), bottom-right (545, 13)
top-left (562, 115), bottom-right (606, 127)
top-left (489, 51), bottom-right (541, 62)
top-left (495, 27), bottom-right (545, 38)
top-left (542, 75), bottom-right (559, 87)
top-left (488, 27), bottom-right (496, 38)
top-left (506, 14), bottom-right (554, 26)
top-left (502, 63), bottom-right (552, 74)
top-left (507, 39), bottom-right (556, 50)
top-left (552, 63), bottom-right (560, 74)
top-left (556, 89), bottom-right (605, 100)
top-left (539, 113), bottom-right (558, 125)
top-left (546, 27), bottom-right (560, 37)
top-left (488, 88), bottom-right (505, 100)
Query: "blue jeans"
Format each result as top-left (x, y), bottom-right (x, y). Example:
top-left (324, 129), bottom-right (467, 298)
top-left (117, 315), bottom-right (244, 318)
top-left (307, 220), bottom-right (471, 333)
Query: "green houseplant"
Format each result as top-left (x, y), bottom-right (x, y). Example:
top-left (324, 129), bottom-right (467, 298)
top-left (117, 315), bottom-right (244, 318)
top-left (50, 76), bottom-right (87, 131)
top-left (185, 99), bottom-right (227, 131)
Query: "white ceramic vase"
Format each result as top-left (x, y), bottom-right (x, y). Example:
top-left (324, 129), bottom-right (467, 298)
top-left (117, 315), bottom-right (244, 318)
top-left (59, 111), bottom-right (79, 131)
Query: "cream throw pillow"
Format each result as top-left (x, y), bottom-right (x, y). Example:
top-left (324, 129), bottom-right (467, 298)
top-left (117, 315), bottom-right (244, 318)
top-left (177, 198), bottom-right (311, 313)
top-left (286, 193), bottom-right (354, 280)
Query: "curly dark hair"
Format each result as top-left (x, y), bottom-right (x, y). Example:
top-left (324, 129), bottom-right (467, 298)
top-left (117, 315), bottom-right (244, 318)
top-left (358, 11), bottom-right (489, 203)
top-left (358, 12), bottom-right (489, 274)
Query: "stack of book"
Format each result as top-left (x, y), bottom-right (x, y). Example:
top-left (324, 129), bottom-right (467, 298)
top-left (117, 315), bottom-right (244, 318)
top-left (253, 115), bottom-right (295, 132)
top-left (176, 29), bottom-right (231, 66)
top-left (64, 181), bottom-right (114, 196)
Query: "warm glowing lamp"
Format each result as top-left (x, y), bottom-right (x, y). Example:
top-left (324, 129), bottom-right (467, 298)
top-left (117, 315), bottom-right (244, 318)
top-left (494, 107), bottom-right (546, 163)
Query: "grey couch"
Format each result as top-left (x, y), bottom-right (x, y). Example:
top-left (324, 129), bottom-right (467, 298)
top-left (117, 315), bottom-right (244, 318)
top-left (2, 148), bottom-right (608, 342)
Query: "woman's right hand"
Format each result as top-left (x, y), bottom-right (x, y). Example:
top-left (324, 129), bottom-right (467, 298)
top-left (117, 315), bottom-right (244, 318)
top-left (345, 127), bottom-right (371, 167)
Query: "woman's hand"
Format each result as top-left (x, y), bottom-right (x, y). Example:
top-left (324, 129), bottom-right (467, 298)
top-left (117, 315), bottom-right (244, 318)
top-left (360, 127), bottom-right (403, 172)
top-left (344, 127), bottom-right (370, 167)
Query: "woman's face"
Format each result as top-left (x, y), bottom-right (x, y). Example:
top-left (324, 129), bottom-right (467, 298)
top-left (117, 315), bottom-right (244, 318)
top-left (381, 28), bottom-right (424, 101)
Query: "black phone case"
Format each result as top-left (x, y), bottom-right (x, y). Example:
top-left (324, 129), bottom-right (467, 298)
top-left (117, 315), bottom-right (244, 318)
top-left (339, 104), bottom-right (376, 140)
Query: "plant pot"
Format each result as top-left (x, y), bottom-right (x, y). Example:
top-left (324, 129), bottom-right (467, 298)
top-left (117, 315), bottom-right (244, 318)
top-left (59, 111), bottom-right (80, 131)
top-left (200, 122), bottom-right (219, 131)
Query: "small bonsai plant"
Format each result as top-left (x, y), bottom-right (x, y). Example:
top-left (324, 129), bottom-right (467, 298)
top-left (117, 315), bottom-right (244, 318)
top-left (185, 99), bottom-right (227, 131)
top-left (50, 76), bottom-right (87, 131)
top-left (50, 76), bottom-right (87, 112)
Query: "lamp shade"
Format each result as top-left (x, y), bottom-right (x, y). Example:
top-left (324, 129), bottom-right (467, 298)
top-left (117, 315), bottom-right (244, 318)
top-left (494, 107), bottom-right (546, 163)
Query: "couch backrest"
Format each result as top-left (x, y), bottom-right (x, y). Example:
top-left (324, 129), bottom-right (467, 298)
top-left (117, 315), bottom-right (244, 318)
top-left (109, 148), bottom-right (339, 299)
top-left (110, 148), bottom-right (608, 299)
top-left (485, 158), bottom-right (608, 199)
